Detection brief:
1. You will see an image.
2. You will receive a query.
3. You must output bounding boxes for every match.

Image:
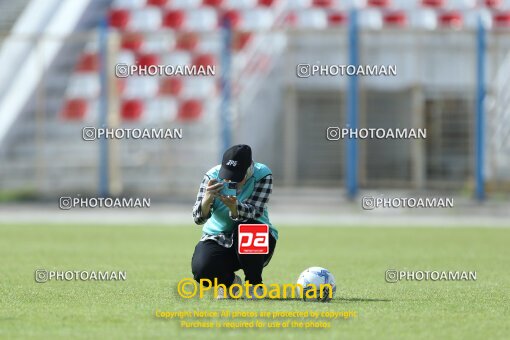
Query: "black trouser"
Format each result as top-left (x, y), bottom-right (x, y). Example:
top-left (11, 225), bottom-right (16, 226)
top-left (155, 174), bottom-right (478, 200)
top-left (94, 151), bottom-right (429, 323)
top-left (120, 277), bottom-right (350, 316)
top-left (191, 220), bottom-right (277, 286)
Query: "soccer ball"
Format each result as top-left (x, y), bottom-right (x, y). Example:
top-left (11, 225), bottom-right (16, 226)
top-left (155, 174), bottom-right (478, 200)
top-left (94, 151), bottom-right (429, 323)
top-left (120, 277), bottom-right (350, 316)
top-left (296, 267), bottom-right (336, 302)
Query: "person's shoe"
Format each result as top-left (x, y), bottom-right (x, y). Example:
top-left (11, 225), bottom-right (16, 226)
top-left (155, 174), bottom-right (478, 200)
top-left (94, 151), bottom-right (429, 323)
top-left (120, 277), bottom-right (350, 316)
top-left (216, 274), bottom-right (242, 299)
top-left (246, 285), bottom-right (265, 300)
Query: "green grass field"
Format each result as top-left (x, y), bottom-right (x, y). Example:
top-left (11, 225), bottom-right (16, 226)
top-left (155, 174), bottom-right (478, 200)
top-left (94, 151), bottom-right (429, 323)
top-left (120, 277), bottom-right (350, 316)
top-left (1, 224), bottom-right (509, 339)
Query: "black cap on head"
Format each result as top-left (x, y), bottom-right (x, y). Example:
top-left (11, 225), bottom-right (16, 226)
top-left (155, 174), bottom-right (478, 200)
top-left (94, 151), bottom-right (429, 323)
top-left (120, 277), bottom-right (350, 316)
top-left (219, 144), bottom-right (252, 182)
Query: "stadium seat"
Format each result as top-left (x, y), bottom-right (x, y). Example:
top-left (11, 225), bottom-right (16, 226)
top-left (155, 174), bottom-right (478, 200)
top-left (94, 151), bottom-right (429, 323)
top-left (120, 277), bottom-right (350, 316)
top-left (293, 9), bottom-right (328, 29)
top-left (449, 0), bottom-right (476, 9)
top-left (368, 0), bottom-right (391, 7)
top-left (112, 0), bottom-right (146, 9)
top-left (135, 53), bottom-right (159, 67)
top-left (142, 31), bottom-right (176, 52)
top-left (222, 9), bottom-right (242, 28)
top-left (117, 50), bottom-right (136, 65)
top-left (484, 0), bottom-right (502, 8)
top-left (109, 9), bottom-right (131, 29)
top-left (313, 0), bottom-right (334, 7)
top-left (384, 10), bottom-right (407, 27)
top-left (163, 9), bottom-right (185, 28)
top-left (184, 8), bottom-right (218, 31)
top-left (176, 32), bottom-right (199, 51)
top-left (76, 52), bottom-right (99, 72)
top-left (258, 0), bottom-right (277, 6)
top-left (161, 51), bottom-right (192, 67)
top-left (66, 74), bottom-right (100, 99)
top-left (233, 32), bottom-right (253, 51)
top-left (411, 9), bottom-right (437, 29)
top-left (127, 7), bottom-right (162, 32)
top-left (60, 98), bottom-right (88, 120)
top-left (178, 99), bottom-right (203, 121)
top-left (159, 77), bottom-right (183, 96)
top-left (493, 11), bottom-right (510, 27)
top-left (144, 97), bottom-right (178, 122)
top-left (124, 76), bottom-right (159, 99)
top-left (170, 0), bottom-right (202, 8)
top-left (203, 0), bottom-right (223, 7)
top-left (239, 9), bottom-right (274, 30)
top-left (181, 77), bottom-right (216, 98)
top-left (439, 11), bottom-right (463, 28)
top-left (223, 0), bottom-right (258, 8)
top-left (121, 32), bottom-right (144, 51)
top-left (327, 11), bottom-right (348, 26)
top-left (192, 53), bottom-right (217, 68)
top-left (288, 0), bottom-right (313, 9)
top-left (421, 0), bottom-right (445, 7)
top-left (358, 9), bottom-right (383, 29)
top-left (147, 0), bottom-right (168, 6)
top-left (121, 99), bottom-right (144, 121)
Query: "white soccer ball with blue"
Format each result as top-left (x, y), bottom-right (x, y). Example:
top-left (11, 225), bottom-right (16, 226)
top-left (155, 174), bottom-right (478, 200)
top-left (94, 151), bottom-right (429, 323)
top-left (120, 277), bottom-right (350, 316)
top-left (296, 267), bottom-right (336, 302)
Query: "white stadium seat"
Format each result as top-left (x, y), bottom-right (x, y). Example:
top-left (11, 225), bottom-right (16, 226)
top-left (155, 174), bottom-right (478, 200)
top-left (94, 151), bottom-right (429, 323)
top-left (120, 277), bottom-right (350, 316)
top-left (183, 8), bottom-right (218, 31)
top-left (161, 51), bottom-right (192, 67)
top-left (408, 8), bottom-right (438, 29)
top-left (127, 7), bottom-right (162, 32)
top-left (117, 50), bottom-right (136, 65)
top-left (123, 76), bottom-right (159, 99)
top-left (294, 9), bottom-right (328, 29)
top-left (239, 8), bottom-right (274, 30)
top-left (223, 0), bottom-right (259, 8)
top-left (66, 74), bottom-right (100, 99)
top-left (143, 97), bottom-right (178, 123)
top-left (141, 31), bottom-right (176, 53)
top-left (168, 0), bottom-right (202, 8)
top-left (358, 8), bottom-right (383, 29)
top-left (180, 77), bottom-right (217, 99)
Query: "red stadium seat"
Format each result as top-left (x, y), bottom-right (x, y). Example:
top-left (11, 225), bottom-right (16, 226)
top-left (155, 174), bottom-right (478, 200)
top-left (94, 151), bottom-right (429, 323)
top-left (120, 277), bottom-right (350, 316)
top-left (109, 9), bottom-right (130, 29)
top-left (159, 77), bottom-right (183, 96)
top-left (258, 0), bottom-right (276, 6)
top-left (439, 11), bottom-right (463, 28)
top-left (121, 32), bottom-right (144, 51)
top-left (421, 0), bottom-right (445, 7)
top-left (493, 11), bottom-right (510, 27)
top-left (222, 9), bottom-right (242, 29)
top-left (384, 11), bottom-right (407, 27)
top-left (76, 53), bottom-right (99, 72)
top-left (60, 99), bottom-right (88, 120)
top-left (178, 99), bottom-right (203, 121)
top-left (203, 0), bottom-right (223, 7)
top-left (233, 32), bottom-right (252, 51)
top-left (121, 99), bottom-right (144, 121)
top-left (163, 10), bottom-right (185, 29)
top-left (368, 0), bottom-right (391, 7)
top-left (485, 0), bottom-right (502, 8)
top-left (193, 53), bottom-right (216, 68)
top-left (328, 11), bottom-right (347, 26)
top-left (313, 0), bottom-right (333, 7)
top-left (136, 53), bottom-right (159, 67)
top-left (147, 0), bottom-right (168, 6)
top-left (176, 32), bottom-right (199, 51)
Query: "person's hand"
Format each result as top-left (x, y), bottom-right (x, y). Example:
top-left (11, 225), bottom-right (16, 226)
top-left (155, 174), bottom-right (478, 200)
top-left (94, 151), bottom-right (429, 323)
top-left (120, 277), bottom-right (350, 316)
top-left (219, 195), bottom-right (238, 218)
top-left (203, 179), bottom-right (223, 205)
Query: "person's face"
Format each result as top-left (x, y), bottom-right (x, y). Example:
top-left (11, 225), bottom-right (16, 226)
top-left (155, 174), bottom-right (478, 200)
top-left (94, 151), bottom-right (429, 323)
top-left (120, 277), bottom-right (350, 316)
top-left (224, 172), bottom-right (248, 187)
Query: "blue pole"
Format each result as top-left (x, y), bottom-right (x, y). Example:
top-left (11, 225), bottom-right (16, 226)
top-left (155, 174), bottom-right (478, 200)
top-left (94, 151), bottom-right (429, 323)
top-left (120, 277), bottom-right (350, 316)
top-left (475, 16), bottom-right (486, 201)
top-left (98, 18), bottom-right (109, 197)
top-left (346, 9), bottom-right (359, 199)
top-left (220, 18), bottom-right (232, 156)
